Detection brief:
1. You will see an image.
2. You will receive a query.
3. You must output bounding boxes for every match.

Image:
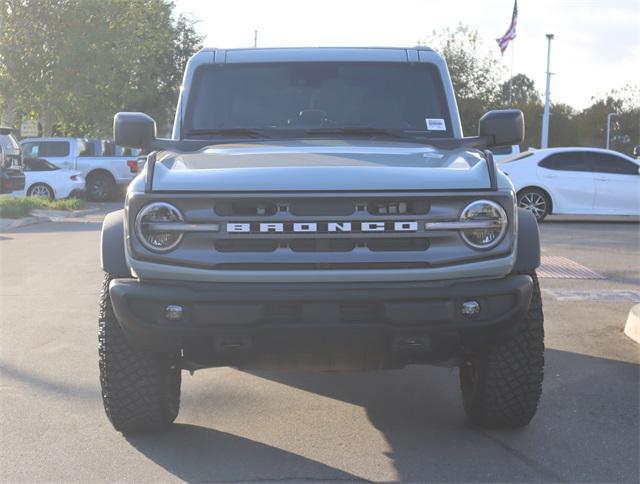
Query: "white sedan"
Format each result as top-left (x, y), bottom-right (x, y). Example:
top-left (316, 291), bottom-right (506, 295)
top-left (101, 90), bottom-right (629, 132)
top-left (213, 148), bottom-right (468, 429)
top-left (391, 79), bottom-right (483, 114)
top-left (13, 157), bottom-right (85, 199)
top-left (499, 147), bottom-right (640, 221)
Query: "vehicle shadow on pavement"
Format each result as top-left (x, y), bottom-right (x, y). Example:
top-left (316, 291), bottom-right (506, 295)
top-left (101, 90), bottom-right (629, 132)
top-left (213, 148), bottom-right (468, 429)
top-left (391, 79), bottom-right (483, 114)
top-left (2, 349), bottom-right (637, 481)
top-left (0, 360), bottom-right (97, 401)
top-left (0, 221), bottom-right (103, 234)
top-left (125, 424), bottom-right (364, 482)
top-left (244, 348), bottom-right (639, 482)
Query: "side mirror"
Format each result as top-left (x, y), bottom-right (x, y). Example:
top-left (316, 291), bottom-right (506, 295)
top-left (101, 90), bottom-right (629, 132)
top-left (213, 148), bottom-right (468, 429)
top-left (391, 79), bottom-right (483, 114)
top-left (478, 109), bottom-right (524, 147)
top-left (113, 112), bottom-right (156, 149)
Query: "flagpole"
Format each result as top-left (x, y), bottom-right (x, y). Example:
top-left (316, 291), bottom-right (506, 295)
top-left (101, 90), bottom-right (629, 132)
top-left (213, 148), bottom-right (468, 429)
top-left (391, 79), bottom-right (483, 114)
top-left (497, 0), bottom-right (518, 105)
top-left (541, 34), bottom-right (554, 149)
top-left (508, 40), bottom-right (515, 105)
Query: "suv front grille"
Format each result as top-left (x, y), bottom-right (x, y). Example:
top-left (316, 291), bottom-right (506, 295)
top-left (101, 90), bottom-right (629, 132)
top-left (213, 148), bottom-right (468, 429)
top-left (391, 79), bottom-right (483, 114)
top-left (129, 192), bottom-right (514, 270)
top-left (214, 237), bottom-right (430, 253)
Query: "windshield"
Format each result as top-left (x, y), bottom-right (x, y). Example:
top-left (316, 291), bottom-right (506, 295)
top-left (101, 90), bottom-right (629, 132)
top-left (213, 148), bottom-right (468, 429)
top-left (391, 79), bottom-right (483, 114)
top-left (184, 62), bottom-right (452, 137)
top-left (0, 134), bottom-right (20, 153)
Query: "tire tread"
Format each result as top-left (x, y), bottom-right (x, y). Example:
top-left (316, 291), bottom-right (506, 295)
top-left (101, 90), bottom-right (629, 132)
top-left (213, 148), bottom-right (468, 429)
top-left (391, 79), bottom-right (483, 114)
top-left (460, 272), bottom-right (544, 428)
top-left (98, 274), bottom-right (180, 433)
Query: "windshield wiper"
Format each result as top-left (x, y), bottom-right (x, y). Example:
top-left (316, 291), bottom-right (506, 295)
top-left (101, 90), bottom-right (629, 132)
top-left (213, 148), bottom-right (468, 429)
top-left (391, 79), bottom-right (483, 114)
top-left (184, 128), bottom-right (272, 139)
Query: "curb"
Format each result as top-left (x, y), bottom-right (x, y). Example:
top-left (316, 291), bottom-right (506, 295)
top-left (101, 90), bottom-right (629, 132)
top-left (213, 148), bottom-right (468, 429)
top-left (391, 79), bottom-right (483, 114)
top-left (67, 207), bottom-right (101, 218)
top-left (0, 216), bottom-right (49, 231)
top-left (0, 207), bottom-right (101, 232)
top-left (623, 304), bottom-right (640, 344)
top-left (31, 207), bottom-right (100, 220)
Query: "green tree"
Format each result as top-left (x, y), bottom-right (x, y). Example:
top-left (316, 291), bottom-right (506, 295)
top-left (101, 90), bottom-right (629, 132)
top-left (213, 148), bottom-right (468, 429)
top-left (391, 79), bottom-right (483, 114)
top-left (548, 103), bottom-right (579, 148)
top-left (498, 73), bottom-right (541, 106)
top-left (0, 0), bottom-right (202, 137)
top-left (420, 24), bottom-right (504, 135)
top-left (495, 73), bottom-right (543, 149)
top-left (576, 85), bottom-right (639, 155)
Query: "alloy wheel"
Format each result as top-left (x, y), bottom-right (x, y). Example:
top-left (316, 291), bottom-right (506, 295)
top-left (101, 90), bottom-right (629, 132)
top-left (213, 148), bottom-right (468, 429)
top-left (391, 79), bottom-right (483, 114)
top-left (30, 184), bottom-right (52, 199)
top-left (519, 192), bottom-right (547, 221)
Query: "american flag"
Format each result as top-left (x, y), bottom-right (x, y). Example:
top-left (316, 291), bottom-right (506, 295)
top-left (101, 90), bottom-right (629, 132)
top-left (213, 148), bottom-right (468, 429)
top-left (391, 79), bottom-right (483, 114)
top-left (496, 0), bottom-right (518, 54)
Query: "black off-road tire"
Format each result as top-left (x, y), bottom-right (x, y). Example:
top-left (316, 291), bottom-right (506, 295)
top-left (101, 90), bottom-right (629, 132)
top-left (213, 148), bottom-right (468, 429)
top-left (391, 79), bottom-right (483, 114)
top-left (87, 172), bottom-right (116, 202)
top-left (459, 272), bottom-right (544, 428)
top-left (98, 274), bottom-right (181, 434)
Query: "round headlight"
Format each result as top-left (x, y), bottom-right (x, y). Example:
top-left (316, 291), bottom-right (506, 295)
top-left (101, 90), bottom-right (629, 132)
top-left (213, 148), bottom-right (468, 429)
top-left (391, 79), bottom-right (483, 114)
top-left (459, 200), bottom-right (508, 249)
top-left (135, 202), bottom-right (184, 252)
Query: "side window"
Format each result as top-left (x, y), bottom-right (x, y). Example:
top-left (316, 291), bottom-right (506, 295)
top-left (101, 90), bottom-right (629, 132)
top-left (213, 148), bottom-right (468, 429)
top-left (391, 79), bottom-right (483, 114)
top-left (27, 159), bottom-right (57, 171)
top-left (591, 153), bottom-right (639, 175)
top-left (39, 141), bottom-right (70, 157)
top-left (22, 142), bottom-right (40, 157)
top-left (0, 134), bottom-right (19, 152)
top-left (539, 152), bottom-right (592, 172)
top-left (102, 141), bottom-right (115, 157)
top-left (79, 141), bottom-right (95, 157)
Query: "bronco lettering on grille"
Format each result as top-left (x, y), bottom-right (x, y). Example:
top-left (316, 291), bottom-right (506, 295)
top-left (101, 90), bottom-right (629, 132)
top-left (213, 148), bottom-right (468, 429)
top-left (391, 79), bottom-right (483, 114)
top-left (226, 221), bottom-right (418, 234)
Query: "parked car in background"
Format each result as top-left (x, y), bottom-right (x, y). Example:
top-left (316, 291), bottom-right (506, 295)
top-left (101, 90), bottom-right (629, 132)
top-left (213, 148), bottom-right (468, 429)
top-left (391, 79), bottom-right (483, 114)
top-left (500, 147), bottom-right (640, 221)
top-left (490, 144), bottom-right (520, 162)
top-left (0, 127), bottom-right (25, 194)
top-left (20, 137), bottom-right (140, 201)
top-left (10, 157), bottom-right (85, 200)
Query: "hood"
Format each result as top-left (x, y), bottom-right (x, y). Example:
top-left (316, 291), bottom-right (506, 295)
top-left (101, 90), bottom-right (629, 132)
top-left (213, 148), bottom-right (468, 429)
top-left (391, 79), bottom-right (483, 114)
top-left (152, 140), bottom-right (491, 192)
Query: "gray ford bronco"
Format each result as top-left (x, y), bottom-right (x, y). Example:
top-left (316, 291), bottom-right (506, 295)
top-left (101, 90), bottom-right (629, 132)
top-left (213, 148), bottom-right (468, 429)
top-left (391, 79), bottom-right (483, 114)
top-left (99, 47), bottom-right (543, 434)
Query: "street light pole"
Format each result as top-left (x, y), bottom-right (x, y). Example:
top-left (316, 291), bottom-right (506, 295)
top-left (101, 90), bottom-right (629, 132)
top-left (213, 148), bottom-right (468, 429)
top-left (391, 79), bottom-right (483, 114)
top-left (606, 112), bottom-right (617, 150)
top-left (540, 34), bottom-right (554, 149)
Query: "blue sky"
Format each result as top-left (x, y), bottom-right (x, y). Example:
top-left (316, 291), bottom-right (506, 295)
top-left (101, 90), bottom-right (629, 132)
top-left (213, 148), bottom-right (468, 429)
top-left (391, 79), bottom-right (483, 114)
top-left (176, 0), bottom-right (639, 109)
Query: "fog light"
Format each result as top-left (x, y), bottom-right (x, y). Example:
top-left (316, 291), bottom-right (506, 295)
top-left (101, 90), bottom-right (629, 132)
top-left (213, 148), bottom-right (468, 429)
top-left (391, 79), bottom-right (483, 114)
top-left (461, 300), bottom-right (480, 317)
top-left (165, 304), bottom-right (184, 321)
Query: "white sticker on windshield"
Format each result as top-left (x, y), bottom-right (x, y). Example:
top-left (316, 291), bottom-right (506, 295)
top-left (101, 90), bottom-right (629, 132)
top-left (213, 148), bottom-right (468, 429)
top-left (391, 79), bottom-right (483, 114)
top-left (426, 118), bottom-right (446, 131)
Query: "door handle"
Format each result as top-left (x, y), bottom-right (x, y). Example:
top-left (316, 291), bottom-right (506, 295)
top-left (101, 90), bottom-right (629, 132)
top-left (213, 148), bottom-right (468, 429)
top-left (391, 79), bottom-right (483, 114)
top-left (542, 174), bottom-right (556, 179)
top-left (595, 176), bottom-right (608, 181)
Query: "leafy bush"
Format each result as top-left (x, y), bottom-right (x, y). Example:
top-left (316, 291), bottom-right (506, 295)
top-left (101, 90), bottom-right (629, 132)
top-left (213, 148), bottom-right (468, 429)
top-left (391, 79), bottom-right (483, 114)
top-left (0, 197), bottom-right (85, 219)
top-left (46, 198), bottom-right (85, 211)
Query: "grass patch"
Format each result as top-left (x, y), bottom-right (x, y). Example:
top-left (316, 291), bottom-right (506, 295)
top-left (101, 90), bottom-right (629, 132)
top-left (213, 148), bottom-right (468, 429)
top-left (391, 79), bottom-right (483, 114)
top-left (46, 198), bottom-right (85, 211)
top-left (0, 196), bottom-right (86, 218)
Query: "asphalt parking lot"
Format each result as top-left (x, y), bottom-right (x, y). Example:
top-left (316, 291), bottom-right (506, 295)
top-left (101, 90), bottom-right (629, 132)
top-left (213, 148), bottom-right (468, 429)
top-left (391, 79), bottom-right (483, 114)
top-left (1, 204), bottom-right (638, 483)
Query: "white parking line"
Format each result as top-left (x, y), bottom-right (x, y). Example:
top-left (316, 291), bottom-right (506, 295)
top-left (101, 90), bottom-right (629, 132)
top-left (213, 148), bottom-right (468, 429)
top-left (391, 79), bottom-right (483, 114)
top-left (544, 289), bottom-right (640, 302)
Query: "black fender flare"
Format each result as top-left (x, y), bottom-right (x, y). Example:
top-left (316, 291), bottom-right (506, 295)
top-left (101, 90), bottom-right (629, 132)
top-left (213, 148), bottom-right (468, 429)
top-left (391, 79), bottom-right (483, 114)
top-left (100, 209), bottom-right (131, 277)
top-left (513, 208), bottom-right (541, 273)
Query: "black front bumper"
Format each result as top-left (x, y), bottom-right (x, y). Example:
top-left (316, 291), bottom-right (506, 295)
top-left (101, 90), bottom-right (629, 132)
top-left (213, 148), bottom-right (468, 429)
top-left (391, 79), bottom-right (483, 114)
top-left (109, 274), bottom-right (533, 369)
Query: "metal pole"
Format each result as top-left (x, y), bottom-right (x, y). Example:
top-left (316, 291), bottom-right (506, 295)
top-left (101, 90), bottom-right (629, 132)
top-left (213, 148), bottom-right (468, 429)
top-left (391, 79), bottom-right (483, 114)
top-left (540, 34), bottom-right (554, 148)
top-left (254, 30), bottom-right (258, 48)
top-left (606, 113), bottom-right (616, 150)
top-left (508, 40), bottom-right (515, 105)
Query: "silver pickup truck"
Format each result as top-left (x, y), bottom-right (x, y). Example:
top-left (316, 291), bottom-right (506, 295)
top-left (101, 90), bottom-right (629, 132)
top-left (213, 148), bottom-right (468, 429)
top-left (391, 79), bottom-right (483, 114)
top-left (99, 47), bottom-right (544, 434)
